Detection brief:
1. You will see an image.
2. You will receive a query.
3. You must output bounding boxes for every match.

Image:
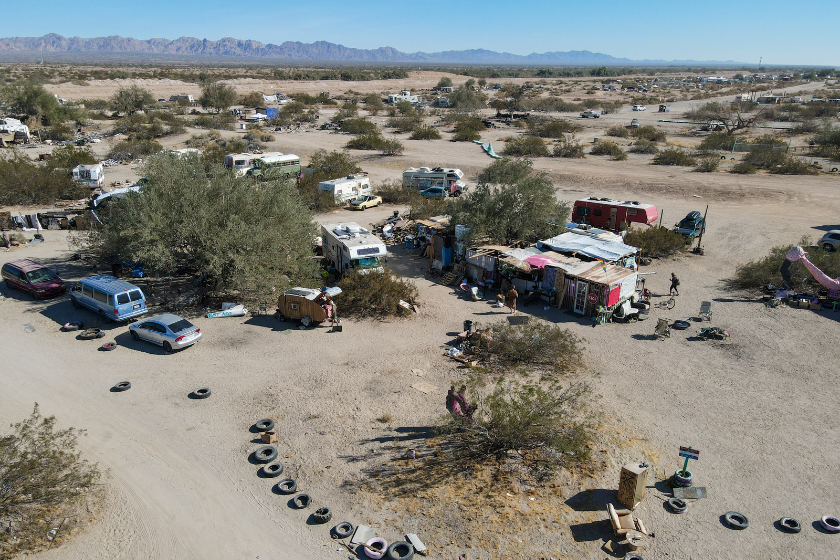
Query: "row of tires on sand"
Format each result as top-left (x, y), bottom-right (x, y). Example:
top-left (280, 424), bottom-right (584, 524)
top-left (251, 419), bottom-right (416, 560)
top-left (663, 498), bottom-right (840, 534)
top-left (111, 381), bottom-right (210, 399)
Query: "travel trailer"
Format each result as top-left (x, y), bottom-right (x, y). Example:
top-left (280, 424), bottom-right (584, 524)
top-left (572, 197), bottom-right (658, 232)
top-left (402, 167), bottom-right (466, 195)
top-left (318, 175), bottom-right (371, 203)
top-left (72, 163), bottom-right (105, 188)
top-left (321, 222), bottom-right (386, 275)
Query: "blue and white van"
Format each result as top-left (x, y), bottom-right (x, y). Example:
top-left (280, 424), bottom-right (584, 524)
top-left (69, 274), bottom-right (148, 322)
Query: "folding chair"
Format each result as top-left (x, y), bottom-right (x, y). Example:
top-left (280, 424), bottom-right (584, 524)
top-left (699, 301), bottom-right (712, 321)
top-left (654, 318), bottom-right (671, 339)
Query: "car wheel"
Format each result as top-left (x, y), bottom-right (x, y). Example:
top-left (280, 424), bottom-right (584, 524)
top-left (361, 205), bottom-right (366, 211)
top-left (99, 309), bottom-right (114, 324)
top-left (824, 243), bottom-right (835, 252)
top-left (332, 522), bottom-right (354, 539)
top-left (130, 330), bottom-right (140, 341)
top-left (5, 280), bottom-right (15, 290)
top-left (376, 202), bottom-right (381, 207)
top-left (163, 341), bottom-right (173, 353)
top-left (71, 296), bottom-right (80, 308)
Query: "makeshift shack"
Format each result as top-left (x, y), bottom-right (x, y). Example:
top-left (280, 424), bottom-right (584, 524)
top-left (417, 216), bottom-right (452, 267)
top-left (556, 262), bottom-right (638, 316)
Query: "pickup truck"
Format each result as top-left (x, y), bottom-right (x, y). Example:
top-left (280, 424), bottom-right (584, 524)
top-left (580, 110), bottom-right (601, 118)
top-left (674, 211), bottom-right (706, 238)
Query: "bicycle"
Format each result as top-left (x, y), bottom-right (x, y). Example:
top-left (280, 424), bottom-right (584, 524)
top-left (655, 296), bottom-right (676, 310)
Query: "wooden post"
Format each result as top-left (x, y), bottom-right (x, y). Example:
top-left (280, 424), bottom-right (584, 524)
top-left (695, 205), bottom-right (709, 250)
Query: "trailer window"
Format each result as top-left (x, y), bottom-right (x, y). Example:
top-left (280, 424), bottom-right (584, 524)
top-left (627, 208), bottom-right (638, 216)
top-left (575, 207), bottom-right (590, 216)
top-left (593, 208), bottom-right (602, 216)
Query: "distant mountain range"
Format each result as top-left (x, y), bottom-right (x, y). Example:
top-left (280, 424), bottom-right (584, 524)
top-left (0, 34), bottom-right (742, 66)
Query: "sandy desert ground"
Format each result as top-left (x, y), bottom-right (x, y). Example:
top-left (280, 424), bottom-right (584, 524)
top-left (2, 74), bottom-right (840, 559)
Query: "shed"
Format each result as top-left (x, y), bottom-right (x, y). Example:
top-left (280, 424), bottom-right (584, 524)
top-left (557, 262), bottom-right (637, 316)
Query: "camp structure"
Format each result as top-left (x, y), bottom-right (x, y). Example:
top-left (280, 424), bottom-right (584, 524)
top-left (276, 287), bottom-right (342, 325)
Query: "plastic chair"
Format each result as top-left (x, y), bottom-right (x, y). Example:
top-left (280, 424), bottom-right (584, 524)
top-left (654, 318), bottom-right (671, 339)
top-left (699, 301), bottom-right (712, 321)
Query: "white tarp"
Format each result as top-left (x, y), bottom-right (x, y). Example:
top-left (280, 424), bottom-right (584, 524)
top-left (537, 232), bottom-right (637, 262)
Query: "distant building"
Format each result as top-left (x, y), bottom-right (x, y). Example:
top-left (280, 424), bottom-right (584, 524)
top-left (388, 90), bottom-right (421, 104)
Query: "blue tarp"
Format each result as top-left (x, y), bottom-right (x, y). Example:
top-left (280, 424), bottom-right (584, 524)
top-left (537, 232), bottom-right (637, 262)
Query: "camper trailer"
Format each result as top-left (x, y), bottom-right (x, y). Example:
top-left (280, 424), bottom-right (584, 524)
top-left (246, 154), bottom-right (301, 178)
top-left (224, 152), bottom-right (284, 175)
top-left (72, 163), bottom-right (105, 188)
top-left (321, 222), bottom-right (386, 275)
top-left (0, 117), bottom-right (30, 146)
top-left (387, 90), bottom-right (421, 104)
top-left (402, 167), bottom-right (466, 195)
top-left (169, 94), bottom-right (195, 103)
top-left (318, 175), bottom-right (371, 203)
top-left (572, 197), bottom-right (658, 232)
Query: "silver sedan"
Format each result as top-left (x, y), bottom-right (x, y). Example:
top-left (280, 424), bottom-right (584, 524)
top-left (128, 313), bottom-right (202, 352)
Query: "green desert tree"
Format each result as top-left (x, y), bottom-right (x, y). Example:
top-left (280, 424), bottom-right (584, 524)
top-left (199, 81), bottom-right (238, 114)
top-left (448, 158), bottom-right (570, 244)
top-left (110, 85), bottom-right (155, 116)
top-left (82, 154), bottom-right (319, 302)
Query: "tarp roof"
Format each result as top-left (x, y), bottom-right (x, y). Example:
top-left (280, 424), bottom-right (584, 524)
top-left (537, 232), bottom-right (637, 262)
top-left (574, 264), bottom-right (636, 286)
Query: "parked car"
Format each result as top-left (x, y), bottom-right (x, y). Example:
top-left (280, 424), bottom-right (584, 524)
top-left (633, 105), bottom-right (647, 111)
top-left (673, 211), bottom-right (706, 238)
top-left (70, 274), bottom-right (147, 322)
top-left (630, 119), bottom-right (640, 128)
top-left (1, 259), bottom-right (66, 299)
top-left (818, 230), bottom-right (840, 252)
top-left (350, 195), bottom-right (382, 210)
top-left (580, 110), bottom-right (601, 118)
top-left (420, 186), bottom-right (448, 199)
top-left (129, 313), bottom-right (202, 352)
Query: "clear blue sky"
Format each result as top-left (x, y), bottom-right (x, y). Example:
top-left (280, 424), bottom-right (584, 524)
top-left (8, 0), bottom-right (839, 66)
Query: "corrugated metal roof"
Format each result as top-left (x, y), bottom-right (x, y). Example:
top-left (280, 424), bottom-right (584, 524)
top-left (537, 232), bottom-right (637, 261)
top-left (575, 264), bottom-right (636, 285)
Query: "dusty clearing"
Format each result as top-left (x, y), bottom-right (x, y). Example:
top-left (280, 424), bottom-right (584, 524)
top-left (2, 76), bottom-right (840, 560)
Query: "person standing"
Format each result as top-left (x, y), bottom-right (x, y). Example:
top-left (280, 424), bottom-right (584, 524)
top-left (670, 273), bottom-right (680, 296)
top-left (506, 286), bottom-right (519, 314)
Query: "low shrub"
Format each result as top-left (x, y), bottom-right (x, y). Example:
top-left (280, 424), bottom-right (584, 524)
top-left (376, 179), bottom-right (414, 204)
top-left (653, 148), bottom-right (697, 166)
top-left (606, 126), bottom-right (630, 138)
top-left (345, 132), bottom-right (383, 150)
top-left (440, 379), bottom-right (594, 472)
top-left (695, 157), bottom-right (720, 172)
top-left (631, 125), bottom-right (666, 142)
top-left (628, 139), bottom-right (659, 154)
top-left (337, 268), bottom-right (419, 318)
top-left (107, 139), bottom-right (163, 161)
top-left (529, 119), bottom-right (582, 138)
top-left (452, 128), bottom-right (481, 142)
top-left (339, 118), bottom-right (377, 134)
top-left (409, 125), bottom-right (441, 140)
top-left (193, 113), bottom-right (235, 130)
top-left (387, 115), bottom-right (422, 133)
top-left (623, 226), bottom-right (688, 258)
top-left (553, 139), bottom-right (586, 158)
top-left (590, 140), bottom-right (627, 160)
top-left (698, 132), bottom-right (737, 151)
top-left (731, 237), bottom-right (840, 290)
top-left (730, 161), bottom-right (757, 174)
top-left (378, 137), bottom-right (404, 156)
top-left (483, 317), bottom-right (584, 374)
top-left (502, 136), bottom-right (550, 157)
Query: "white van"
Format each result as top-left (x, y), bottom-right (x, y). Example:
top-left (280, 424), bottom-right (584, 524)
top-left (318, 175), bottom-right (371, 203)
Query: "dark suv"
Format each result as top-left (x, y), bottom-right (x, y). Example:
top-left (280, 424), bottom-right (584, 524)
top-left (674, 211), bottom-right (706, 238)
top-left (1, 259), bottom-right (66, 299)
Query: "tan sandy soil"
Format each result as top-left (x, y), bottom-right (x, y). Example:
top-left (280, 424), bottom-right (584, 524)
top-left (2, 78), bottom-right (840, 559)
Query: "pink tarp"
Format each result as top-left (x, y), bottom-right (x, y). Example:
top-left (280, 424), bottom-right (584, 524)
top-left (523, 254), bottom-right (555, 269)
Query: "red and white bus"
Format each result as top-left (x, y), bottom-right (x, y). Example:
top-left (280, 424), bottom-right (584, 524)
top-left (572, 197), bottom-right (658, 231)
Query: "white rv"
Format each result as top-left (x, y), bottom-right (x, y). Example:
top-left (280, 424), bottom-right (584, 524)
top-left (170, 148), bottom-right (201, 158)
top-left (0, 117), bottom-right (30, 145)
top-left (318, 174), bottom-right (371, 203)
top-left (387, 90), bottom-right (421, 104)
top-left (402, 167), bottom-right (466, 195)
top-left (72, 163), bottom-right (105, 188)
top-left (169, 94), bottom-right (195, 103)
top-left (322, 222), bottom-right (387, 275)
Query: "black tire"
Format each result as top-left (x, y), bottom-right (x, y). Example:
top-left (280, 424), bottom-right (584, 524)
top-left (6, 279), bottom-right (15, 290)
top-left (193, 387), bottom-right (211, 399)
top-left (779, 517), bottom-right (801, 533)
top-left (386, 541), bottom-right (415, 560)
top-left (131, 330), bottom-right (140, 341)
top-left (672, 469), bottom-right (693, 487)
top-left (277, 313), bottom-right (287, 322)
top-left (624, 555), bottom-right (646, 560)
top-left (673, 320), bottom-right (691, 330)
top-left (276, 479), bottom-right (297, 494)
top-left (113, 381), bottom-right (131, 392)
top-left (292, 493), bottom-right (311, 509)
top-left (254, 445), bottom-right (278, 463)
top-left (667, 498), bottom-right (688, 513)
top-left (79, 328), bottom-right (102, 340)
top-left (332, 522), bottom-right (354, 539)
top-left (101, 342), bottom-right (117, 351)
top-left (312, 507), bottom-right (332, 524)
top-left (163, 341), bottom-right (173, 353)
top-left (255, 419), bottom-right (275, 432)
top-left (260, 462), bottom-right (284, 478)
top-left (724, 511), bottom-right (749, 529)
top-left (99, 309), bottom-right (114, 324)
top-left (824, 243), bottom-right (835, 252)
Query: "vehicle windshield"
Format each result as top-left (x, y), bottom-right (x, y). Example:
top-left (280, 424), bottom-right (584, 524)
top-left (167, 319), bottom-right (194, 333)
top-left (355, 257), bottom-right (381, 269)
top-left (26, 268), bottom-right (58, 283)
